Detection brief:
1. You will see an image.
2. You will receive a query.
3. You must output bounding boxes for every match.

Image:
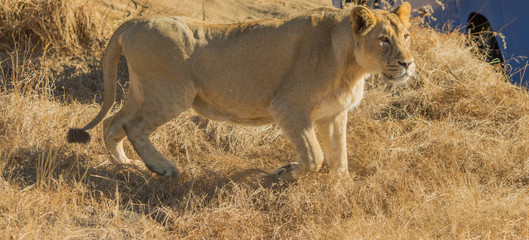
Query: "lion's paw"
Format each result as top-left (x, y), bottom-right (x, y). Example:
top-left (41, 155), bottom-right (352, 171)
top-left (272, 162), bottom-right (298, 182)
top-left (145, 161), bottom-right (178, 177)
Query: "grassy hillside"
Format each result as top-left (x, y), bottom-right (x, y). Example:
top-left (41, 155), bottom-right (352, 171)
top-left (1, 0), bottom-right (528, 239)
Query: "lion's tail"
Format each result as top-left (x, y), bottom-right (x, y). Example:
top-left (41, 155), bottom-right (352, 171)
top-left (67, 23), bottom-right (128, 144)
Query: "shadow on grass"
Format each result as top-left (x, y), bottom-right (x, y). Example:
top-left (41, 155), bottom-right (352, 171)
top-left (0, 54), bottom-right (128, 105)
top-left (1, 145), bottom-right (279, 223)
top-left (50, 56), bottom-right (130, 105)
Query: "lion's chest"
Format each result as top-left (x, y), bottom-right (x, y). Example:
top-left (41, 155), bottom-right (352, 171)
top-left (311, 77), bottom-right (365, 120)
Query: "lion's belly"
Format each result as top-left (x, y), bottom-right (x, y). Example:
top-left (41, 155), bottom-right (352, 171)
top-left (191, 93), bottom-right (275, 126)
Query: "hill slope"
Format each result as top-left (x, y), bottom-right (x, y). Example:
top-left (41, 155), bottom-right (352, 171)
top-left (1, 0), bottom-right (528, 238)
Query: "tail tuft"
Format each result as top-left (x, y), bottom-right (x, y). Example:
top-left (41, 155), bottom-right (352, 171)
top-left (66, 128), bottom-right (91, 143)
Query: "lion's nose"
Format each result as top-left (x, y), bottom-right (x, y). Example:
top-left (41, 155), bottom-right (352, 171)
top-left (398, 60), bottom-right (413, 69)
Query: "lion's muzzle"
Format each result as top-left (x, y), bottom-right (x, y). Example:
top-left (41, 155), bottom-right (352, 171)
top-left (383, 59), bottom-right (415, 84)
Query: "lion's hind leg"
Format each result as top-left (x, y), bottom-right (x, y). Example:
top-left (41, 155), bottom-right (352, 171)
top-left (102, 90), bottom-right (143, 164)
top-left (103, 113), bottom-right (132, 164)
top-left (103, 117), bottom-right (129, 164)
top-left (122, 82), bottom-right (197, 177)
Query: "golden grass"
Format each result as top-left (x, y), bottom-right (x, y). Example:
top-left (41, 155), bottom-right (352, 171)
top-left (0, 0), bottom-right (109, 54)
top-left (1, 0), bottom-right (529, 238)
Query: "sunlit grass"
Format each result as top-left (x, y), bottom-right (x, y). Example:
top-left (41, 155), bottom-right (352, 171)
top-left (0, 0), bottom-right (528, 239)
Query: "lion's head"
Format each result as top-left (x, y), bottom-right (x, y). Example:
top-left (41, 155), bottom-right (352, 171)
top-left (350, 3), bottom-right (415, 84)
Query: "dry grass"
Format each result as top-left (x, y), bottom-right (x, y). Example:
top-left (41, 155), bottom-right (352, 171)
top-left (1, 0), bottom-right (529, 239)
top-left (0, 0), bottom-right (109, 54)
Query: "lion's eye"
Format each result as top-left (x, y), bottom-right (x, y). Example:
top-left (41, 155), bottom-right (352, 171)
top-left (379, 36), bottom-right (389, 43)
top-left (404, 34), bottom-right (410, 39)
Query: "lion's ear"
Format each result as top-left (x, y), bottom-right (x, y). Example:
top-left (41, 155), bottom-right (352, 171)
top-left (350, 6), bottom-right (376, 36)
top-left (392, 2), bottom-right (412, 28)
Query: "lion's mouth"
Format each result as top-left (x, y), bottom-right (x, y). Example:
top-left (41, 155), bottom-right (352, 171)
top-left (382, 62), bottom-right (416, 83)
top-left (383, 72), bottom-right (408, 80)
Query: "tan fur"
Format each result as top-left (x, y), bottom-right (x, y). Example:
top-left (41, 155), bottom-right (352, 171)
top-left (69, 3), bottom-right (415, 179)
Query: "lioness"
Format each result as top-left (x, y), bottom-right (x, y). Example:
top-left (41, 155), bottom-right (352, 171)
top-left (67, 3), bottom-right (415, 180)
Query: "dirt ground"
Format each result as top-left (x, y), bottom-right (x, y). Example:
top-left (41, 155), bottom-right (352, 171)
top-left (91, 0), bottom-right (332, 23)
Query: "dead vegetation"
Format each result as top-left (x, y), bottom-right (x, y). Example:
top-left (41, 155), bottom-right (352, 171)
top-left (0, 0), bottom-right (109, 54)
top-left (1, 0), bottom-right (528, 239)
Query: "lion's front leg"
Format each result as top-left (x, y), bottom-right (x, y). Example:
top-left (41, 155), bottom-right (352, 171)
top-left (316, 111), bottom-right (349, 174)
top-left (269, 101), bottom-right (324, 181)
